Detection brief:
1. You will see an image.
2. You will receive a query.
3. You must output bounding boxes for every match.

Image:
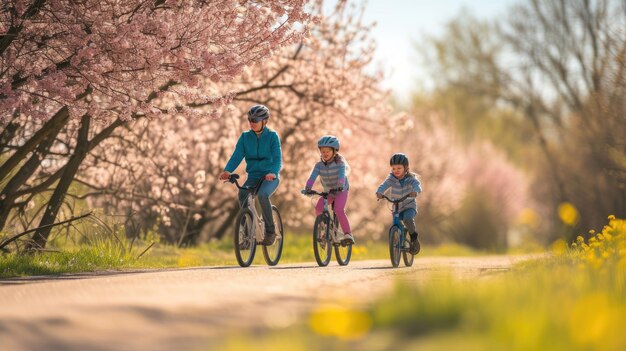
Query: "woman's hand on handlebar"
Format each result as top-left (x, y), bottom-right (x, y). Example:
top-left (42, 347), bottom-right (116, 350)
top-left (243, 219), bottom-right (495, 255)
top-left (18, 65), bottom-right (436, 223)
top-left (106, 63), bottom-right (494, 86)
top-left (265, 173), bottom-right (276, 181)
top-left (219, 171), bottom-right (230, 181)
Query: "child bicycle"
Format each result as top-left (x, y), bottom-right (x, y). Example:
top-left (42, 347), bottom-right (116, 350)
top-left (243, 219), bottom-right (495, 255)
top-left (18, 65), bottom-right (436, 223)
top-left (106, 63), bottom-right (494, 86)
top-left (301, 189), bottom-right (352, 266)
top-left (379, 193), bottom-right (415, 268)
top-left (227, 174), bottom-right (284, 267)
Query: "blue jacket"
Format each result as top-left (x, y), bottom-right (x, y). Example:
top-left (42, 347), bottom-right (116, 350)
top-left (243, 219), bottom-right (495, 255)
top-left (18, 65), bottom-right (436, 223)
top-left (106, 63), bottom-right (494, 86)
top-left (224, 127), bottom-right (282, 180)
top-left (376, 173), bottom-right (422, 212)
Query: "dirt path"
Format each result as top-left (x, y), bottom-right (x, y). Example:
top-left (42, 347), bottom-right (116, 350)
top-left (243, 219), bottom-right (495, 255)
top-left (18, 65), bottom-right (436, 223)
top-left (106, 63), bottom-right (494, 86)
top-left (0, 256), bottom-right (537, 351)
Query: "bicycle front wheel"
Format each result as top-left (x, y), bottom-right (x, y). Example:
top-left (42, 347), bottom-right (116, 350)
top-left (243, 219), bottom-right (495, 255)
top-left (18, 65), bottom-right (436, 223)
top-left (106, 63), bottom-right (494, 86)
top-left (263, 206), bottom-right (284, 266)
top-left (334, 215), bottom-right (352, 266)
top-left (313, 215), bottom-right (332, 267)
top-left (388, 225), bottom-right (402, 268)
top-left (234, 208), bottom-right (256, 267)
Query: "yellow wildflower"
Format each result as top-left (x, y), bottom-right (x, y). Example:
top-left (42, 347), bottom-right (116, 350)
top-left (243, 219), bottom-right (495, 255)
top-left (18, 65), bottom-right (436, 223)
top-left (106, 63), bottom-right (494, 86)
top-left (558, 202), bottom-right (579, 226)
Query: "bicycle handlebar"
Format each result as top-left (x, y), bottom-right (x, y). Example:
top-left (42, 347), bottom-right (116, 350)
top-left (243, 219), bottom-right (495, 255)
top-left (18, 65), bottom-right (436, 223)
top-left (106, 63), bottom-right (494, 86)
top-left (301, 189), bottom-right (329, 198)
top-left (379, 193), bottom-right (412, 203)
top-left (227, 174), bottom-right (244, 189)
top-left (227, 173), bottom-right (267, 192)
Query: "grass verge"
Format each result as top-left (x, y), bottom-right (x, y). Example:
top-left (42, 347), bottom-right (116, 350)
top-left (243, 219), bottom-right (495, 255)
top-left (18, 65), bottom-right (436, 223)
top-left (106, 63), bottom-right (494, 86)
top-left (1, 229), bottom-right (525, 278)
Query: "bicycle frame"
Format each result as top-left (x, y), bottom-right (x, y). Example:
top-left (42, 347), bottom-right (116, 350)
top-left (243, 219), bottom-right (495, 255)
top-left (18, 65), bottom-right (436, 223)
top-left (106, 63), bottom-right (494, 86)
top-left (243, 192), bottom-right (265, 241)
top-left (381, 194), bottom-right (412, 250)
top-left (303, 188), bottom-right (352, 266)
top-left (305, 190), bottom-right (343, 244)
top-left (230, 175), bottom-right (268, 242)
top-left (227, 173), bottom-right (284, 267)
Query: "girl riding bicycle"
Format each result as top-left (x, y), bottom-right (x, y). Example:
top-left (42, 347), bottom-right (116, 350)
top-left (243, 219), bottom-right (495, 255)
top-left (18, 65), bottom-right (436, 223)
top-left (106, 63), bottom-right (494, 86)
top-left (304, 135), bottom-right (355, 245)
top-left (219, 105), bottom-right (282, 246)
top-left (376, 153), bottom-right (422, 254)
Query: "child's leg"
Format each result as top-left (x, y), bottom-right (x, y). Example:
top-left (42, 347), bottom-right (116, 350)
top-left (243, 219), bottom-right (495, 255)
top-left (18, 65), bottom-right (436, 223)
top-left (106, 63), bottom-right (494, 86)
top-left (400, 208), bottom-right (417, 235)
top-left (315, 197), bottom-right (325, 217)
top-left (400, 208), bottom-right (420, 253)
top-left (332, 191), bottom-right (352, 234)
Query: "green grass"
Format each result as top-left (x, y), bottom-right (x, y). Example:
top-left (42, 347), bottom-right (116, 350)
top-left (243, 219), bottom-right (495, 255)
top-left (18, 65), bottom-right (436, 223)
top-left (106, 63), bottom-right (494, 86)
top-left (0, 232), bottom-right (392, 278)
top-left (0, 229), bottom-right (521, 278)
top-left (205, 215), bottom-right (626, 351)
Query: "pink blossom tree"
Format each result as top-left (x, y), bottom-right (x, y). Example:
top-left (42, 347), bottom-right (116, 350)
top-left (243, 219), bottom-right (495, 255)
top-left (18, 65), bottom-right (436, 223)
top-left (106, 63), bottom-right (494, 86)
top-left (0, 0), bottom-right (313, 250)
top-left (78, 0), bottom-right (396, 244)
top-left (77, 1), bottom-right (528, 249)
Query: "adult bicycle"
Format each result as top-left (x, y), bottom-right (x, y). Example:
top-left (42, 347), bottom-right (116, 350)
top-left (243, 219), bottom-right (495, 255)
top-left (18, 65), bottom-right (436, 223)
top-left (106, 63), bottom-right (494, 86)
top-left (228, 174), bottom-right (284, 267)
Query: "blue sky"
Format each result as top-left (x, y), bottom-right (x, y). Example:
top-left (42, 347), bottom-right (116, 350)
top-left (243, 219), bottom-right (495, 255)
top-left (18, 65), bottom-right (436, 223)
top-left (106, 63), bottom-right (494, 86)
top-left (355, 0), bottom-right (519, 102)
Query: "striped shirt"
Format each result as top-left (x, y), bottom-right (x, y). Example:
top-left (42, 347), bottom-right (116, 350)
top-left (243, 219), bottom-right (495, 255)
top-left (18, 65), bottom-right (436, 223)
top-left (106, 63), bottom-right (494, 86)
top-left (376, 173), bottom-right (422, 212)
top-left (305, 157), bottom-right (349, 192)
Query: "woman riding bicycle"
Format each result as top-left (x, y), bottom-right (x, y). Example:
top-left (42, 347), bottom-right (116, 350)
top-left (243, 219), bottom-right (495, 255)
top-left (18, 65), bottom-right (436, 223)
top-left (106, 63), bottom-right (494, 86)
top-left (219, 105), bottom-right (282, 246)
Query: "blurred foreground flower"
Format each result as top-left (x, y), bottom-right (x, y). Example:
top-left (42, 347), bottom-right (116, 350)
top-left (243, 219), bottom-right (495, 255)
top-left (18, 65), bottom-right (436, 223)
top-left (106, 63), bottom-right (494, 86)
top-left (558, 202), bottom-right (580, 226)
top-left (309, 304), bottom-right (372, 340)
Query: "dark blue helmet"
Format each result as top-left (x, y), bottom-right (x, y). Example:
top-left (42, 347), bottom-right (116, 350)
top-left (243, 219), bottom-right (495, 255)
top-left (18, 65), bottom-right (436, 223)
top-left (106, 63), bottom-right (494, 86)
top-left (247, 105), bottom-right (270, 122)
top-left (390, 153), bottom-right (409, 166)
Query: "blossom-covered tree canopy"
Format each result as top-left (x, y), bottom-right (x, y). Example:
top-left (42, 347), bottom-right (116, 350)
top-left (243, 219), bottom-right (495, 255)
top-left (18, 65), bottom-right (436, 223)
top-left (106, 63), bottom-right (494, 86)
top-left (1, 0), bottom-right (313, 122)
top-left (0, 0), bottom-right (314, 249)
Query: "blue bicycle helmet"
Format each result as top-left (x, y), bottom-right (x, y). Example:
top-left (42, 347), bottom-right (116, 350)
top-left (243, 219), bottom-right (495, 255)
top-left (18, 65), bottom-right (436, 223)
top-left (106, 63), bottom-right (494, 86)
top-left (247, 105), bottom-right (270, 122)
top-left (390, 153), bottom-right (409, 166)
top-left (317, 135), bottom-right (340, 151)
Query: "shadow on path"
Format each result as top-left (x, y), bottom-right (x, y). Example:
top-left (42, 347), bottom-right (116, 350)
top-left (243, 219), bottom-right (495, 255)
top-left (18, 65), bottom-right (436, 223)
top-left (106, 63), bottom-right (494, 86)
top-left (0, 265), bottom-right (246, 285)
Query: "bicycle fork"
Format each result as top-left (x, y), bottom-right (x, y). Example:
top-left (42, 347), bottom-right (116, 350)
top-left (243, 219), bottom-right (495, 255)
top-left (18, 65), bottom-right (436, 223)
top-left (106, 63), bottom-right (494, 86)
top-left (322, 198), bottom-right (341, 244)
top-left (393, 213), bottom-right (409, 250)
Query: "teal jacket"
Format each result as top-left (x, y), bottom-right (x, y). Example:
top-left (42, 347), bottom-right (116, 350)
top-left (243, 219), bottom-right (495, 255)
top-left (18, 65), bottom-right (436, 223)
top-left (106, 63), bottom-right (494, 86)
top-left (224, 127), bottom-right (282, 180)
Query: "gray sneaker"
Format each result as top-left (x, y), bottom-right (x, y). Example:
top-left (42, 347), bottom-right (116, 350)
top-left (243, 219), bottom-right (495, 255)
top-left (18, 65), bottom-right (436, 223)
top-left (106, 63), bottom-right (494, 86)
top-left (261, 232), bottom-right (276, 246)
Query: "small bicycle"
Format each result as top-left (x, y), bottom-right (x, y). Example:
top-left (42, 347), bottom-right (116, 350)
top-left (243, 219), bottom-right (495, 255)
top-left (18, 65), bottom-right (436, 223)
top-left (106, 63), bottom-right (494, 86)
top-left (301, 189), bottom-right (352, 266)
top-left (379, 193), bottom-right (414, 268)
top-left (228, 174), bottom-right (284, 267)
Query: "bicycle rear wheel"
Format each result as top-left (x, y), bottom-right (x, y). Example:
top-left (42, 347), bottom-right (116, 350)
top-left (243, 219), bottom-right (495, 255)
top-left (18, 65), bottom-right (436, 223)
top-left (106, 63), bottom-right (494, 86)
top-left (313, 215), bottom-right (332, 266)
top-left (333, 215), bottom-right (352, 266)
top-left (234, 208), bottom-right (256, 267)
top-left (388, 225), bottom-right (402, 268)
top-left (263, 206), bottom-right (284, 266)
top-left (402, 250), bottom-right (414, 266)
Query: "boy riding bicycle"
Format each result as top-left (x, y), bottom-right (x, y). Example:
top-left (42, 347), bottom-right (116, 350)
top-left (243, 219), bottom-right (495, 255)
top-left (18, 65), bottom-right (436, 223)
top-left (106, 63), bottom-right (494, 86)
top-left (376, 153), bottom-right (422, 254)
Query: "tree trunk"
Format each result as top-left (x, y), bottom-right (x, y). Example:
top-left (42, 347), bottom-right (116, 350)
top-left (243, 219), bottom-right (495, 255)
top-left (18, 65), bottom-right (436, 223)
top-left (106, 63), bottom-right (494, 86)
top-left (525, 104), bottom-right (568, 203)
top-left (0, 108), bottom-right (70, 231)
top-left (0, 106), bottom-right (69, 182)
top-left (27, 114), bottom-right (91, 250)
top-left (212, 202), bottom-right (240, 240)
top-left (0, 110), bottom-right (21, 153)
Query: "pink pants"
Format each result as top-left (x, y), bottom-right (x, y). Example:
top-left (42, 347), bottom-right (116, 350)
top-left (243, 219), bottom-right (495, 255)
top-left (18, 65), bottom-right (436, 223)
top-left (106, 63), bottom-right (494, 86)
top-left (316, 191), bottom-right (352, 234)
